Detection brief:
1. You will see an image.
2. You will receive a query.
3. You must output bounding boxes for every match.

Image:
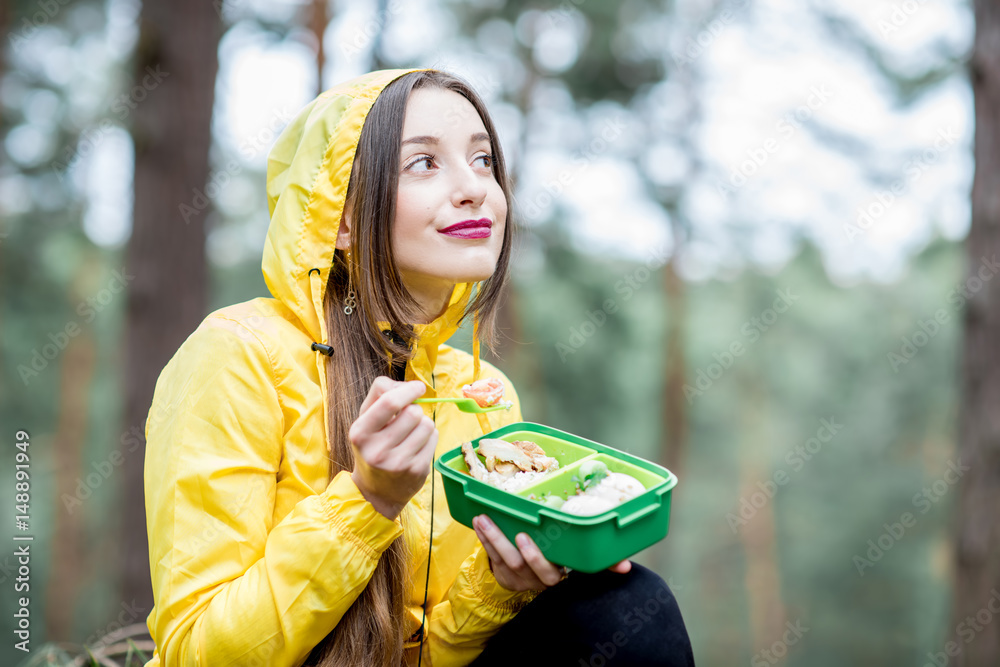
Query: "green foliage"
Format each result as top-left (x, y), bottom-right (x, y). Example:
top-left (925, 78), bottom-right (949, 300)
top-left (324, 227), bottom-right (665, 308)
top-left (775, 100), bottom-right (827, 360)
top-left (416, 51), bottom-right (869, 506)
top-left (14, 632), bottom-right (151, 667)
top-left (497, 232), bottom-right (961, 665)
top-left (0, 0), bottom-right (971, 664)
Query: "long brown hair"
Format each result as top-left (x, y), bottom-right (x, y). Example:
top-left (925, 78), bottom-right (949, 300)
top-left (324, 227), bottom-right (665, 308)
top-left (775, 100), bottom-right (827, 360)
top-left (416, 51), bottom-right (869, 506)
top-left (303, 70), bottom-right (516, 667)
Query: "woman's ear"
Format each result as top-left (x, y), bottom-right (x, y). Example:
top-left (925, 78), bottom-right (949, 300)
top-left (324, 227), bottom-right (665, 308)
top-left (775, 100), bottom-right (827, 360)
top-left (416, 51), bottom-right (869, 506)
top-left (335, 207), bottom-right (351, 250)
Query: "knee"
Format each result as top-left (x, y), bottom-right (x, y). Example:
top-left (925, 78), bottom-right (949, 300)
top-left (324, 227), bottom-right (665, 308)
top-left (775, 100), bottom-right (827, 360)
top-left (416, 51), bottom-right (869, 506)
top-left (525, 565), bottom-right (693, 667)
top-left (618, 563), bottom-right (682, 618)
top-left (602, 566), bottom-right (693, 666)
top-left (563, 562), bottom-right (683, 627)
top-left (626, 563), bottom-right (679, 604)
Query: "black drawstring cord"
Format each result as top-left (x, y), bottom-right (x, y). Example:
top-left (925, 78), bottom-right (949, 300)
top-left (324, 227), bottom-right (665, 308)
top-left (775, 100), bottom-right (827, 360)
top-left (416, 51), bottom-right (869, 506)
top-left (311, 342), bottom-right (334, 356)
top-left (417, 370), bottom-right (436, 667)
top-left (308, 268), bottom-right (334, 356)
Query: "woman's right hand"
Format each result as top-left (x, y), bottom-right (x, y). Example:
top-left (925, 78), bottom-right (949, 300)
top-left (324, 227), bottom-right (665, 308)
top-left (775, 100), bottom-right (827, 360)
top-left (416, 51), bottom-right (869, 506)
top-left (350, 377), bottom-right (438, 521)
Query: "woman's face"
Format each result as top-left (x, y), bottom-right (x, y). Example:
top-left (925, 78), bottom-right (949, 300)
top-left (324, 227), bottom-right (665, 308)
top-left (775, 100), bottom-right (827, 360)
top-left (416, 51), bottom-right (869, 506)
top-left (392, 87), bottom-right (507, 318)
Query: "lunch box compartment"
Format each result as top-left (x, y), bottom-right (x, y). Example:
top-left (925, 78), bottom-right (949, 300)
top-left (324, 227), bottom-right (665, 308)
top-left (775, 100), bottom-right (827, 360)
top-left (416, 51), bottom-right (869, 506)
top-left (435, 422), bottom-right (678, 572)
top-left (439, 432), bottom-right (595, 485)
top-left (516, 453), bottom-right (667, 505)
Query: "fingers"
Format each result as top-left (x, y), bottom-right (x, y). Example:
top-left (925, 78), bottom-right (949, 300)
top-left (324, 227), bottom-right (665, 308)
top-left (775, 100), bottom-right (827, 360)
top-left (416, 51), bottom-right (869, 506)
top-left (513, 532), bottom-right (566, 587)
top-left (608, 559), bottom-right (632, 574)
top-left (352, 380), bottom-right (426, 442)
top-left (376, 403), bottom-right (424, 444)
top-left (357, 376), bottom-right (402, 415)
top-left (474, 518), bottom-right (543, 590)
top-left (384, 413), bottom-right (438, 471)
top-left (377, 404), bottom-right (436, 463)
top-left (473, 515), bottom-right (563, 589)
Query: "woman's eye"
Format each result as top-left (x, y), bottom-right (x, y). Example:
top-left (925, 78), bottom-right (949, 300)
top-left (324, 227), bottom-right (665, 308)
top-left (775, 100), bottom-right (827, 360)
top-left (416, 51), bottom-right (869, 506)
top-left (408, 156), bottom-right (435, 172)
top-left (475, 153), bottom-right (494, 168)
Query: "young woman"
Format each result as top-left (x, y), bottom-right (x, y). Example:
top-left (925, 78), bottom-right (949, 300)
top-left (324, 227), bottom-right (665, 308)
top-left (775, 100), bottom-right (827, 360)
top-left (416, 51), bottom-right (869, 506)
top-left (143, 67), bottom-right (695, 667)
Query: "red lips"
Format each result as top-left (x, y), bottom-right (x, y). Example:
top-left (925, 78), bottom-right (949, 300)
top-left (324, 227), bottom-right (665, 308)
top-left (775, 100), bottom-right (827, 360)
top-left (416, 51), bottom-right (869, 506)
top-left (439, 218), bottom-right (492, 233)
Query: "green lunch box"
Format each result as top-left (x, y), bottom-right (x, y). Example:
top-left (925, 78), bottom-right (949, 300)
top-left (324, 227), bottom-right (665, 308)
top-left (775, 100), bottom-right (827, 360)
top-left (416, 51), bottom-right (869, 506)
top-left (434, 421), bottom-right (678, 573)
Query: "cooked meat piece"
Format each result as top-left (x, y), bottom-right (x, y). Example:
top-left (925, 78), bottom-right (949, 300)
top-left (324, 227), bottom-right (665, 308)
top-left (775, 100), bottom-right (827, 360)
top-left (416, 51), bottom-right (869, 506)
top-left (461, 438), bottom-right (561, 492)
top-left (511, 440), bottom-right (559, 472)
top-left (477, 438), bottom-right (535, 472)
top-left (493, 461), bottom-right (520, 479)
top-left (461, 441), bottom-right (490, 482)
top-left (511, 439), bottom-right (546, 458)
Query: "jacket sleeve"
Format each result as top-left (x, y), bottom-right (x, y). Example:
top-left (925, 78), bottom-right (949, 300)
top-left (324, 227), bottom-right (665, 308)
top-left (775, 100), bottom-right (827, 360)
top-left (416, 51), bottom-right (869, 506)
top-left (422, 376), bottom-right (543, 667)
top-left (144, 316), bottom-right (404, 667)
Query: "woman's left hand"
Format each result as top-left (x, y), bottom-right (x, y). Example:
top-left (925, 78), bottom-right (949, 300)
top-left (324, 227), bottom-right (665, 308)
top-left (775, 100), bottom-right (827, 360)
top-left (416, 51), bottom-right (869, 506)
top-left (472, 514), bottom-right (632, 592)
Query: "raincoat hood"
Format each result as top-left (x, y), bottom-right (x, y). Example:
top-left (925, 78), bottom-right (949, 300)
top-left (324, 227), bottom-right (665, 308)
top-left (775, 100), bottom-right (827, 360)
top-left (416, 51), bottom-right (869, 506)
top-left (262, 67), bottom-right (485, 393)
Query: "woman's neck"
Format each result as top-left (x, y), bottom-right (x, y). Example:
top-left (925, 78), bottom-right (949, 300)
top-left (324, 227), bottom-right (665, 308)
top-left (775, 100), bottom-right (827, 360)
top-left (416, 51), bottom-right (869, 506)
top-left (401, 275), bottom-right (456, 325)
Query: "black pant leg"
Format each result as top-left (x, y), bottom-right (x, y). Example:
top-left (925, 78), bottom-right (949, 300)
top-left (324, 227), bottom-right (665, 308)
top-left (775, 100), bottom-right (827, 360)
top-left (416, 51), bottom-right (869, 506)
top-left (470, 562), bottom-right (696, 667)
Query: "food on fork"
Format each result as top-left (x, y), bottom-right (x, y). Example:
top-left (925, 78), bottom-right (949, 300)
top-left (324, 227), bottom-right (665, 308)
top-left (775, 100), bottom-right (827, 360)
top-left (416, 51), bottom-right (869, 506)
top-left (461, 377), bottom-right (513, 409)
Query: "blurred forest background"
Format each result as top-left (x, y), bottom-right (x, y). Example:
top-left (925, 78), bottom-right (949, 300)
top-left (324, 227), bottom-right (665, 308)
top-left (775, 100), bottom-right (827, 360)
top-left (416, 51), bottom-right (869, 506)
top-left (2, 0), bottom-right (999, 665)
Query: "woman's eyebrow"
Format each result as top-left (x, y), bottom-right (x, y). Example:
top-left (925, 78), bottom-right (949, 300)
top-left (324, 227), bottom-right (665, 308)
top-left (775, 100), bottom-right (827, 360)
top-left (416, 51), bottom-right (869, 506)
top-left (401, 132), bottom-right (492, 146)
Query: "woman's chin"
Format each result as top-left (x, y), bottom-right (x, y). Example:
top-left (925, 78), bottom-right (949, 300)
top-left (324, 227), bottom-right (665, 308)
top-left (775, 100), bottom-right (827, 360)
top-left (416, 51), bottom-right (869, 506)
top-left (456, 267), bottom-right (499, 284)
top-left (441, 260), bottom-right (500, 285)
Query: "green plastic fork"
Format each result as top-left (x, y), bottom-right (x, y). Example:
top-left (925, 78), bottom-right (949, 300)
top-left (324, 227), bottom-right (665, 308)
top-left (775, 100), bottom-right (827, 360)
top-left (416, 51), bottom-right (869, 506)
top-left (413, 397), bottom-right (512, 413)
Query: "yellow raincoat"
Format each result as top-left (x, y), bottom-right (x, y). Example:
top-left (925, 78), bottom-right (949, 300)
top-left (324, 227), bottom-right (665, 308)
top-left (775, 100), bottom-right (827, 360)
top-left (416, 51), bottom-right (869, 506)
top-left (143, 68), bottom-right (538, 667)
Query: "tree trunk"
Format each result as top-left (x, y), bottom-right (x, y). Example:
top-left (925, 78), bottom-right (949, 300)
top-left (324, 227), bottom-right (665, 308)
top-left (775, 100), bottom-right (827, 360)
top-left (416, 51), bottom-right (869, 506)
top-left (737, 378), bottom-right (786, 660)
top-left (370, 0), bottom-right (389, 71)
top-left (661, 255), bottom-right (687, 480)
top-left (310, 0), bottom-right (327, 97)
top-left (120, 0), bottom-right (220, 616)
top-left (44, 257), bottom-right (99, 640)
top-left (953, 1), bottom-right (1000, 664)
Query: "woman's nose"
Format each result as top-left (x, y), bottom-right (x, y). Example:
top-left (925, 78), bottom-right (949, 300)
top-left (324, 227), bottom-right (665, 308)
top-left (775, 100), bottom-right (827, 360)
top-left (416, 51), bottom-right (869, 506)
top-left (451, 162), bottom-right (488, 206)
